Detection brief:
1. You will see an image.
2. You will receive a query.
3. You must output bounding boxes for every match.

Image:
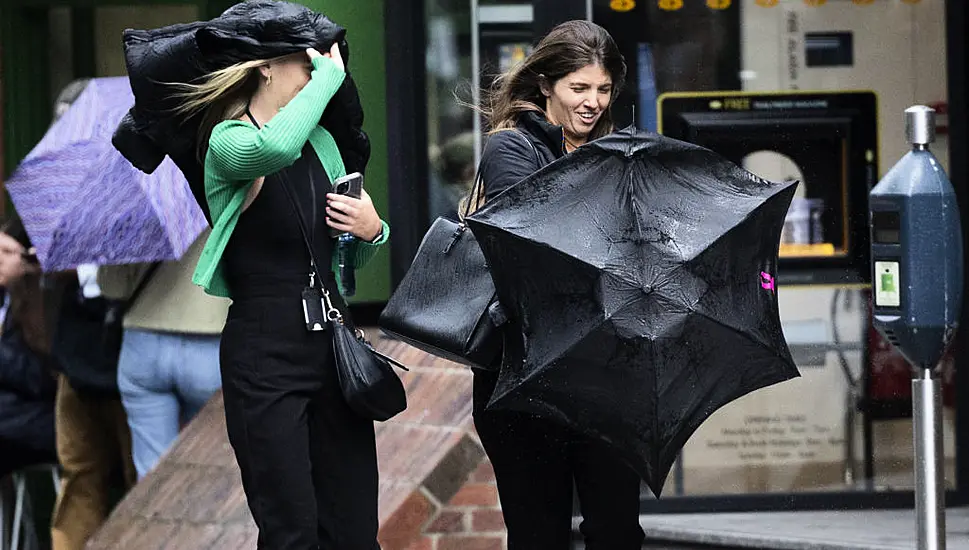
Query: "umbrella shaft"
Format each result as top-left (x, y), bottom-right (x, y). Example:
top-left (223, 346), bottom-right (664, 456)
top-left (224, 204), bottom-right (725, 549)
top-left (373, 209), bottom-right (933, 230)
top-left (913, 370), bottom-right (946, 550)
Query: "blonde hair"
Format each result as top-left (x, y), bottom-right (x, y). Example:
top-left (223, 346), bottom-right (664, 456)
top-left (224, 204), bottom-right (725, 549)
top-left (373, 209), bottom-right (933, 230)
top-left (168, 59), bottom-right (268, 161)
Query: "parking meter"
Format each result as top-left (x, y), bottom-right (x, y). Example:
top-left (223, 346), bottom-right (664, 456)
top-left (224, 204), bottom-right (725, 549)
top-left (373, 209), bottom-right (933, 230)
top-left (870, 106), bottom-right (962, 367)
top-left (870, 105), bottom-right (963, 550)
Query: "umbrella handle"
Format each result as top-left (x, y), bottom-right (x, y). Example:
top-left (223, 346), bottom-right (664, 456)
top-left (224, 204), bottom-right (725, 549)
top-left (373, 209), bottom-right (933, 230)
top-left (443, 224), bottom-right (467, 254)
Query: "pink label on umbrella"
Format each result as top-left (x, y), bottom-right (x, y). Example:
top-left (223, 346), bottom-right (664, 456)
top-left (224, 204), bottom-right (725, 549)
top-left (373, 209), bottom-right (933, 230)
top-left (760, 271), bottom-right (775, 293)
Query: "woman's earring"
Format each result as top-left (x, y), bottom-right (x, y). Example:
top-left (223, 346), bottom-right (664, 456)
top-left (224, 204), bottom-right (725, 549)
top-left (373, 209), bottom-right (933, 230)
top-left (266, 72), bottom-right (272, 86)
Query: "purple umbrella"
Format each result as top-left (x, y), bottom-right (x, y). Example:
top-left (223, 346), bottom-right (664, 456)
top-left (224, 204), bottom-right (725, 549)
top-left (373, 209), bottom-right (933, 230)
top-left (5, 77), bottom-right (206, 272)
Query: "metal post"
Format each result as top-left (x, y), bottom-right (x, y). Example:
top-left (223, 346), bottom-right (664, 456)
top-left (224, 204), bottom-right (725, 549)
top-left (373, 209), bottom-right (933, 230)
top-left (913, 367), bottom-right (946, 550)
top-left (843, 384), bottom-right (857, 487)
top-left (470, 0), bottom-right (482, 170)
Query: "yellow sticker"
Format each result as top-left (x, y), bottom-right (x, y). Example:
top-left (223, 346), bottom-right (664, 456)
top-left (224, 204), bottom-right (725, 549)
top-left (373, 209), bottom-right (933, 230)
top-left (755, 0), bottom-right (778, 6)
top-left (804, 0), bottom-right (827, 5)
top-left (707, 0), bottom-right (731, 8)
top-left (658, 0), bottom-right (683, 11)
top-left (610, 0), bottom-right (636, 11)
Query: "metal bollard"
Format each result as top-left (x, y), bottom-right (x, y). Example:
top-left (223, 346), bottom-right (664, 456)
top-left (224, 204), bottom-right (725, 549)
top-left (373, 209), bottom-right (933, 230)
top-left (913, 368), bottom-right (946, 550)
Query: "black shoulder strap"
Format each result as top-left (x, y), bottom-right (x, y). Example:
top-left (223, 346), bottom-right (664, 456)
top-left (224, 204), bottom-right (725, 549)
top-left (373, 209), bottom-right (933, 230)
top-left (514, 129), bottom-right (542, 167)
top-left (469, 129), bottom-right (543, 218)
top-left (244, 108), bottom-right (259, 127)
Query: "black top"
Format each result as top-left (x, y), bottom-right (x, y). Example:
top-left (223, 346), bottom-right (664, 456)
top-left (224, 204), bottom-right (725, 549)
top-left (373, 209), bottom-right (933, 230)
top-left (222, 142), bottom-right (338, 300)
top-left (479, 111), bottom-right (566, 203)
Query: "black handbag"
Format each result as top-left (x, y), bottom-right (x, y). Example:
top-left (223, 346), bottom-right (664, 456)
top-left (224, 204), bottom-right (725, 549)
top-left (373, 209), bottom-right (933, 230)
top-left (378, 214), bottom-right (503, 369)
top-left (378, 131), bottom-right (539, 369)
top-left (51, 265), bottom-right (159, 397)
top-left (276, 166), bottom-right (408, 422)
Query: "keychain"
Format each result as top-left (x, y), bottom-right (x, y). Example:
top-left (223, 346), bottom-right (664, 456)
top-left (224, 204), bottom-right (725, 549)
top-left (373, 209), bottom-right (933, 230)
top-left (302, 268), bottom-right (327, 332)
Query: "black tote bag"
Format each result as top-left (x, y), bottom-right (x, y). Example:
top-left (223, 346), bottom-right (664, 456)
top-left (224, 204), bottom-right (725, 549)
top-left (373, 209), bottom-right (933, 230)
top-left (378, 215), bottom-right (503, 368)
top-left (378, 132), bottom-right (540, 368)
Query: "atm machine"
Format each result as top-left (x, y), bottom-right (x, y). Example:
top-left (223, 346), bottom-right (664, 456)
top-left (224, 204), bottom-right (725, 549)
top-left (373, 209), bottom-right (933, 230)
top-left (657, 89), bottom-right (881, 495)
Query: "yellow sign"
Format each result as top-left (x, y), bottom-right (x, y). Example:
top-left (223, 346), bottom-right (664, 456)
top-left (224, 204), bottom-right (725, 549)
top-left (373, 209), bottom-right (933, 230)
top-left (610, 0), bottom-right (636, 11)
top-left (707, 0), bottom-right (731, 8)
top-left (779, 243), bottom-right (836, 258)
top-left (658, 0), bottom-right (683, 11)
top-left (723, 97), bottom-right (751, 110)
top-left (755, 0), bottom-right (778, 6)
top-left (804, 0), bottom-right (826, 5)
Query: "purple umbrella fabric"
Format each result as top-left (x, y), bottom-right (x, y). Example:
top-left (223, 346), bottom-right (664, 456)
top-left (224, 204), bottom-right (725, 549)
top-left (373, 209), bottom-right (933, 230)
top-left (5, 77), bottom-right (206, 272)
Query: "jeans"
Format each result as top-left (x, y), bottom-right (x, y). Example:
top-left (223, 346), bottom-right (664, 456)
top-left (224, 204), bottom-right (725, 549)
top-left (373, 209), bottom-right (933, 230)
top-left (117, 328), bottom-right (222, 479)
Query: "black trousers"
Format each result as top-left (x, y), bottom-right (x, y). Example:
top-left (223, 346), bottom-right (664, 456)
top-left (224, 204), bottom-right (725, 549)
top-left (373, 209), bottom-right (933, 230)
top-left (473, 371), bottom-right (645, 550)
top-left (220, 294), bottom-right (380, 550)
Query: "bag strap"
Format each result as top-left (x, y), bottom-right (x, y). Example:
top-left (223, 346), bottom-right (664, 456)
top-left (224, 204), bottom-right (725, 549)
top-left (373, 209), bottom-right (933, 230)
top-left (515, 129), bottom-right (542, 167)
top-left (464, 129), bottom-right (542, 219)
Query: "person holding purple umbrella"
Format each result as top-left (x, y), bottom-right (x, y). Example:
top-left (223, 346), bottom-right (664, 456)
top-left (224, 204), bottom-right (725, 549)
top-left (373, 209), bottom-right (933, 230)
top-left (172, 36), bottom-right (388, 550)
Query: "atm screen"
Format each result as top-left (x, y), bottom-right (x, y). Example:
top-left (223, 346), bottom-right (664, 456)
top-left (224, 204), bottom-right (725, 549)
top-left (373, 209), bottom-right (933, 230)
top-left (871, 211), bottom-right (901, 244)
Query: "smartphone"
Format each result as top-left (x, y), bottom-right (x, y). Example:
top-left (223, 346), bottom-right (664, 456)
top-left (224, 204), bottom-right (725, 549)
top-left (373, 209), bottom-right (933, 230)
top-left (333, 172), bottom-right (363, 199)
top-left (330, 172), bottom-right (364, 237)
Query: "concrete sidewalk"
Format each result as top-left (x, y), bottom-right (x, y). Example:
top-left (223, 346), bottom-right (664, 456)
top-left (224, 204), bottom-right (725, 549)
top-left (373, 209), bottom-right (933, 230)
top-left (634, 507), bottom-right (969, 549)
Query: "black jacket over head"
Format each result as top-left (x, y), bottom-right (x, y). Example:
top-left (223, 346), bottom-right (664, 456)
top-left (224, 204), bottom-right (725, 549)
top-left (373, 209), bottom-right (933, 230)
top-left (111, 0), bottom-right (371, 223)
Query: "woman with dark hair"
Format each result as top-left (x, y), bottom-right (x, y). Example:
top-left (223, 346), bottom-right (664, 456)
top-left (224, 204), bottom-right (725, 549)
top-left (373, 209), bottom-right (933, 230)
top-left (467, 20), bottom-right (646, 549)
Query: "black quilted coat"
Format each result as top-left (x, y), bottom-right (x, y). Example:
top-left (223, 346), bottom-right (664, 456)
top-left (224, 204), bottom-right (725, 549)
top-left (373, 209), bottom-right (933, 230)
top-left (112, 0), bottom-right (371, 223)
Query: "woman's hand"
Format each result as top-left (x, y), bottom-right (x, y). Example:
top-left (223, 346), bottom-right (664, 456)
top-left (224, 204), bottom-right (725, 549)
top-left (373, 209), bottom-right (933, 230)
top-left (0, 232), bottom-right (37, 287)
top-left (326, 189), bottom-right (383, 242)
top-left (308, 42), bottom-right (344, 73)
top-left (305, 47), bottom-right (323, 61)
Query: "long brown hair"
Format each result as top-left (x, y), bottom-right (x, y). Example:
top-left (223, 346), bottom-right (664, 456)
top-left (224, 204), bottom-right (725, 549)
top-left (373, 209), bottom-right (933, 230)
top-left (460, 20), bottom-right (626, 215)
top-left (483, 20), bottom-right (626, 138)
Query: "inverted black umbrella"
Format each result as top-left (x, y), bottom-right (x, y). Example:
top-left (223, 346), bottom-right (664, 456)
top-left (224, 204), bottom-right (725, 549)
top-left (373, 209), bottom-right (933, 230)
top-left (465, 126), bottom-right (800, 497)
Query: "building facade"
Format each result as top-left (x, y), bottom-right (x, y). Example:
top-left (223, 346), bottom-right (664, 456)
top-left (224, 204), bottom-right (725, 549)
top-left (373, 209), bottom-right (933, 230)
top-left (2, 0), bottom-right (968, 515)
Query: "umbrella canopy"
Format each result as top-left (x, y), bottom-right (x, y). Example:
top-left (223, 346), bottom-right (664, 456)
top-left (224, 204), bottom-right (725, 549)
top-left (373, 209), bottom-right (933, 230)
top-left (465, 127), bottom-right (800, 496)
top-left (6, 77), bottom-right (206, 272)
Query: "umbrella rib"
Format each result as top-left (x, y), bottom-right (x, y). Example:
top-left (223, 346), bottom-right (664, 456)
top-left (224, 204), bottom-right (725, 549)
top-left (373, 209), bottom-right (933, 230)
top-left (478, 223), bottom-right (610, 274)
top-left (513, 316), bottom-right (611, 390)
top-left (691, 309), bottom-right (789, 364)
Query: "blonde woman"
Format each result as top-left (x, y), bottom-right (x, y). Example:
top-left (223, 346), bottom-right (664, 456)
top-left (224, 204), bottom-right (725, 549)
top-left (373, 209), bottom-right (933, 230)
top-left (175, 42), bottom-right (388, 550)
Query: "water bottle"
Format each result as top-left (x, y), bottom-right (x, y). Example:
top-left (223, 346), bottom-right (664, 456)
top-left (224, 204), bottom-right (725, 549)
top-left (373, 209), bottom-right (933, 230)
top-left (338, 234), bottom-right (356, 297)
